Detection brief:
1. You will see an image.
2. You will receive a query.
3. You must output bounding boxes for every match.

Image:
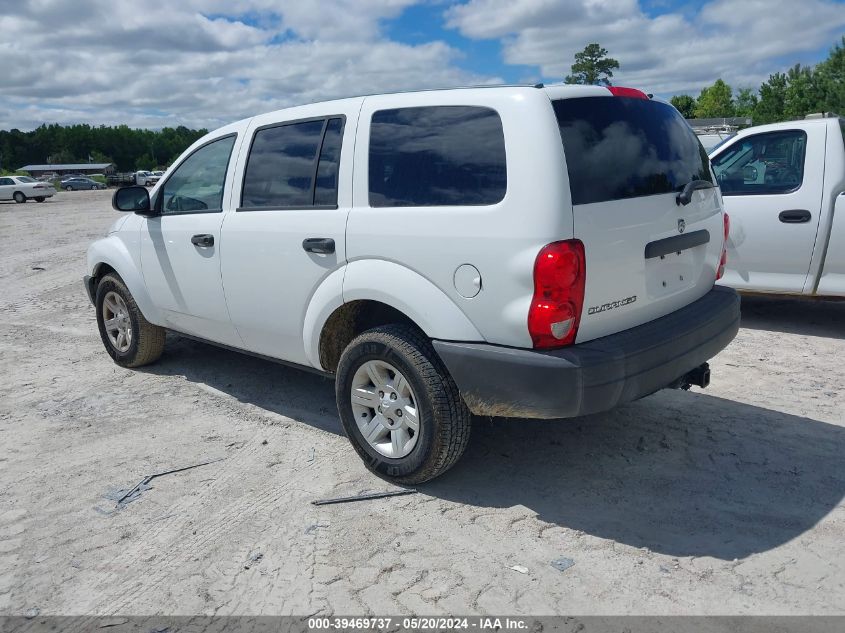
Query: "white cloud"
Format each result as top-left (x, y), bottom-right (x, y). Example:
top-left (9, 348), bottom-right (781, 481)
top-left (0, 0), bottom-right (497, 131)
top-left (445, 0), bottom-right (845, 96)
top-left (2, 0), bottom-right (842, 131)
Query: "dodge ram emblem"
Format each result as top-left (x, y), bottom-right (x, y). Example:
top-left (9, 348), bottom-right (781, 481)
top-left (678, 219), bottom-right (686, 233)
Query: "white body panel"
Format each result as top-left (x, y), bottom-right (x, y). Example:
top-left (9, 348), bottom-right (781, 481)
top-left (817, 193), bottom-right (845, 295)
top-left (348, 87), bottom-right (568, 349)
top-left (574, 191), bottom-right (722, 343)
top-left (221, 98), bottom-right (362, 364)
top-left (137, 120), bottom-right (248, 346)
top-left (713, 117), bottom-right (845, 297)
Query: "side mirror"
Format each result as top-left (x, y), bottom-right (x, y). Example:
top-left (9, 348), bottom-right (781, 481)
top-left (112, 186), bottom-right (154, 215)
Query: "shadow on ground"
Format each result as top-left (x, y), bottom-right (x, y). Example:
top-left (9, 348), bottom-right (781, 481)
top-left (144, 334), bottom-right (341, 435)
top-left (146, 334), bottom-right (845, 561)
top-left (740, 294), bottom-right (845, 340)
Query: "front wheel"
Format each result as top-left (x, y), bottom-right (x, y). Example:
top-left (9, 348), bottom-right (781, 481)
top-left (65, 185), bottom-right (72, 191)
top-left (336, 324), bottom-right (471, 484)
top-left (95, 273), bottom-right (165, 367)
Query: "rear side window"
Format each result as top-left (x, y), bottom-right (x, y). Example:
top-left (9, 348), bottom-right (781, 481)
top-left (241, 117), bottom-right (345, 209)
top-left (369, 106), bottom-right (507, 207)
top-left (711, 130), bottom-right (806, 195)
top-left (553, 97), bottom-right (712, 206)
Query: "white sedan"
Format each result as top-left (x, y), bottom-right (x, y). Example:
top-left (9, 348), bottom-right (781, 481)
top-left (0, 175), bottom-right (57, 203)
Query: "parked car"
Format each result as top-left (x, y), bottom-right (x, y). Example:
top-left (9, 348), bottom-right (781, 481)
top-left (85, 85), bottom-right (739, 482)
top-left (711, 113), bottom-right (845, 297)
top-left (135, 171), bottom-right (160, 186)
top-left (0, 175), bottom-right (56, 202)
top-left (62, 177), bottom-right (105, 191)
top-left (60, 173), bottom-right (85, 181)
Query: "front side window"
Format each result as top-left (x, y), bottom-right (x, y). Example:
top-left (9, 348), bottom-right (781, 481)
top-left (241, 117), bottom-right (344, 209)
top-left (711, 130), bottom-right (806, 195)
top-left (553, 96), bottom-right (712, 206)
top-left (159, 135), bottom-right (236, 215)
top-left (368, 106), bottom-right (507, 207)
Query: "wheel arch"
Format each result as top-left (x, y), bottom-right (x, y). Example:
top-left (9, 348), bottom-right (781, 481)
top-left (87, 236), bottom-right (163, 325)
top-left (304, 260), bottom-right (483, 372)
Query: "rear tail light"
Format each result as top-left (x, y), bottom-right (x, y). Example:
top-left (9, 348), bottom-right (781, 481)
top-left (528, 240), bottom-right (586, 349)
top-left (716, 212), bottom-right (730, 280)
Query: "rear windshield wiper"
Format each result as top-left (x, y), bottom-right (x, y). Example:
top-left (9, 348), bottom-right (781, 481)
top-left (676, 180), bottom-right (714, 206)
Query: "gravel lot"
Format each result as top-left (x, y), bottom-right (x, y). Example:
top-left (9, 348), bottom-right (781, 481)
top-left (1, 190), bottom-right (844, 617)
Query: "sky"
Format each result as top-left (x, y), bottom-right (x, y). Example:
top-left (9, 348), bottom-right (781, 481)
top-left (1, 0), bottom-right (843, 131)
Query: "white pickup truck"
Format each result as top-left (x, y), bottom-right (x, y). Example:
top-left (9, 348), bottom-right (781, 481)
top-left (711, 114), bottom-right (845, 297)
top-left (134, 171), bottom-right (160, 187)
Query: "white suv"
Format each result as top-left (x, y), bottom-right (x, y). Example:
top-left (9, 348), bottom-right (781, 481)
top-left (84, 85), bottom-right (739, 483)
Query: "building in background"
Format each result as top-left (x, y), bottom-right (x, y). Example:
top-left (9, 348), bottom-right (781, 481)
top-left (17, 163), bottom-right (115, 178)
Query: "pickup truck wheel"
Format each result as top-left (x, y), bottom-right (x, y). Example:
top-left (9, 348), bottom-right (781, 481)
top-left (336, 324), bottom-right (471, 484)
top-left (95, 274), bottom-right (165, 368)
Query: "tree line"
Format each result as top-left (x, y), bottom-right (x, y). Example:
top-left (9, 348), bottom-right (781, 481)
top-left (0, 124), bottom-right (208, 173)
top-left (565, 38), bottom-right (844, 124)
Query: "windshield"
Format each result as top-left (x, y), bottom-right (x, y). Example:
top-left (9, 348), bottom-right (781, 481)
top-left (553, 97), bottom-right (712, 206)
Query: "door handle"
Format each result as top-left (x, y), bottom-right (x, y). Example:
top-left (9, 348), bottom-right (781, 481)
top-left (191, 234), bottom-right (214, 247)
top-left (778, 210), bottom-right (811, 224)
top-left (302, 237), bottom-right (335, 254)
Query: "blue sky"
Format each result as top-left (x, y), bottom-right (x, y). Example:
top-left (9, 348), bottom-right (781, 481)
top-left (1, 0), bottom-right (843, 130)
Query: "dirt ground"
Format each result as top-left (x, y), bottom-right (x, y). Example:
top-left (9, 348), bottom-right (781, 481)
top-left (1, 190), bottom-right (844, 617)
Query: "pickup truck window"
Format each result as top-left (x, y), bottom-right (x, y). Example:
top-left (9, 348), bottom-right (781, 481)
top-left (241, 117), bottom-right (344, 210)
top-left (368, 106), bottom-right (506, 207)
top-left (160, 135), bottom-right (236, 215)
top-left (711, 130), bottom-right (806, 195)
top-left (553, 97), bottom-right (711, 206)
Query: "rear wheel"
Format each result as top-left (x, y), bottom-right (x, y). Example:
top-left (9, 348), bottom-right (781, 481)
top-left (35, 197), bottom-right (45, 203)
top-left (13, 192), bottom-right (26, 203)
top-left (336, 324), bottom-right (471, 484)
top-left (95, 273), bottom-right (165, 368)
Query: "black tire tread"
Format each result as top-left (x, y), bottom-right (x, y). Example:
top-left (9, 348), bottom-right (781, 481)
top-left (337, 324), bottom-right (471, 484)
top-left (98, 273), bottom-right (165, 367)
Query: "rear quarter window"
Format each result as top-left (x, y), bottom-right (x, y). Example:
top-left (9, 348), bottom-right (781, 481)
top-left (368, 105), bottom-right (507, 207)
top-left (553, 97), bottom-right (712, 206)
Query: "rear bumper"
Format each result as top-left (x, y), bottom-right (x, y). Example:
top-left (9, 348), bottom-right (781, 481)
top-left (433, 286), bottom-right (740, 419)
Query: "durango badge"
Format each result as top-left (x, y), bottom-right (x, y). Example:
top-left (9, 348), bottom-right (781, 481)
top-left (588, 295), bottom-right (637, 315)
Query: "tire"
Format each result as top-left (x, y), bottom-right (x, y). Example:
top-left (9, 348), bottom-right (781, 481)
top-left (65, 185), bottom-right (73, 191)
top-left (13, 192), bottom-right (26, 203)
top-left (95, 273), bottom-right (165, 368)
top-left (336, 324), bottom-right (471, 484)
top-left (35, 197), bottom-right (45, 203)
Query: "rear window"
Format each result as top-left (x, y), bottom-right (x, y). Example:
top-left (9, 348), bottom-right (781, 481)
top-left (553, 97), bottom-right (712, 206)
top-left (369, 106), bottom-right (506, 207)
